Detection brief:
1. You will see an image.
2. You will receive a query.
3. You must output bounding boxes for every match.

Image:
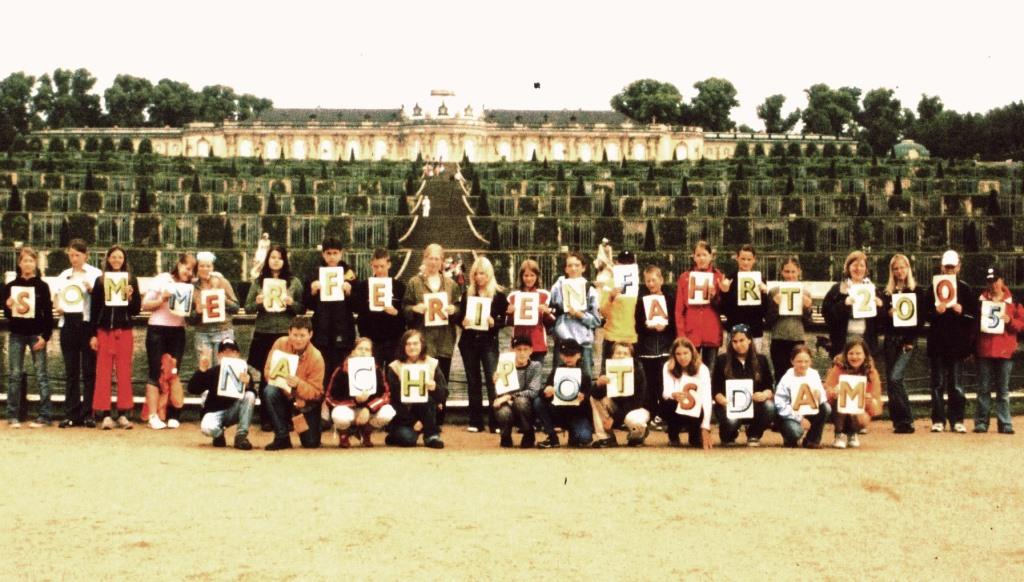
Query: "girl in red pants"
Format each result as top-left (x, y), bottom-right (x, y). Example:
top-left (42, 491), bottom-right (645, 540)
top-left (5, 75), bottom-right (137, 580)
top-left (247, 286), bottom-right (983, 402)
top-left (89, 246), bottom-right (142, 429)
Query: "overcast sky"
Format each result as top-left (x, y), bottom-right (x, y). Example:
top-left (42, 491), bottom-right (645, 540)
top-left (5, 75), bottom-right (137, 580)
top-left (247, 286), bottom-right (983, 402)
top-left (4, 0), bottom-right (1021, 129)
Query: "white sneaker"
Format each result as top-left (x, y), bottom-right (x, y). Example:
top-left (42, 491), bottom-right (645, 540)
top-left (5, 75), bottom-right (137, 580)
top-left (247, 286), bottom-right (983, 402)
top-left (466, 426), bottom-right (481, 433)
top-left (832, 434), bottom-right (848, 449)
top-left (167, 419), bottom-right (180, 429)
top-left (848, 434), bottom-right (860, 448)
top-left (953, 423), bottom-right (967, 434)
top-left (148, 415), bottom-right (166, 430)
top-left (116, 416), bottom-right (133, 430)
top-left (747, 437), bottom-right (761, 447)
top-left (931, 423), bottom-right (944, 433)
top-left (8, 420), bottom-right (22, 429)
top-left (858, 427), bottom-right (868, 435)
top-left (101, 416), bottom-right (115, 430)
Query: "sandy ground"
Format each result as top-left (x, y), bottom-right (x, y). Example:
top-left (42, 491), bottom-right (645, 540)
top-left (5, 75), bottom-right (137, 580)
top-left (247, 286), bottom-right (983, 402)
top-left (1, 418), bottom-right (1022, 581)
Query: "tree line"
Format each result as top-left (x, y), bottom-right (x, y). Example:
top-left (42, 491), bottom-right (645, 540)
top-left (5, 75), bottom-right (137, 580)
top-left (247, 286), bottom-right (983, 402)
top-left (0, 68), bottom-right (273, 150)
top-left (610, 78), bottom-right (1024, 161)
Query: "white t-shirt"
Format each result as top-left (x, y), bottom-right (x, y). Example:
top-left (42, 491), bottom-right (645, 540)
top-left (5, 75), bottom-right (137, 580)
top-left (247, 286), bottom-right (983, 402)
top-left (661, 362), bottom-right (712, 431)
top-left (773, 368), bottom-right (827, 422)
top-left (54, 264), bottom-right (102, 326)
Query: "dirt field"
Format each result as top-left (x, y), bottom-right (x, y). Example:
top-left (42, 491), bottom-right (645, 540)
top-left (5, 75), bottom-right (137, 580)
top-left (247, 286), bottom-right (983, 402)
top-left (2, 419), bottom-right (1022, 581)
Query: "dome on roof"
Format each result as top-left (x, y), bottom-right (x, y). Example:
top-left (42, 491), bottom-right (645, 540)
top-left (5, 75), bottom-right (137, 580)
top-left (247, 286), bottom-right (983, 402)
top-left (403, 89), bottom-right (482, 120)
top-left (893, 139), bottom-right (930, 160)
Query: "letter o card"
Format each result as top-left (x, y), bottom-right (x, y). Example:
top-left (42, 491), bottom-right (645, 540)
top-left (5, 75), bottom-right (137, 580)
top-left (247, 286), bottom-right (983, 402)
top-left (423, 292), bottom-right (449, 327)
top-left (104, 272), bottom-right (130, 306)
top-left (737, 272), bottom-right (762, 307)
top-left (319, 267), bottom-right (346, 302)
top-left (643, 294), bottom-right (669, 327)
top-left (613, 264), bottom-right (640, 297)
top-left (347, 357), bottom-right (378, 397)
top-left (980, 300), bottom-right (1006, 335)
top-left (562, 279), bottom-right (587, 313)
top-left (400, 363), bottom-right (429, 403)
top-left (465, 296), bottom-right (492, 331)
top-left (10, 286), bottom-right (35, 319)
top-left (200, 289), bottom-right (226, 323)
top-left (605, 358), bottom-right (635, 398)
top-left (777, 283), bottom-right (803, 316)
top-left (262, 278), bottom-right (288, 313)
top-left (216, 357), bottom-right (248, 399)
top-left (688, 272), bottom-right (713, 305)
top-left (932, 275), bottom-right (957, 307)
top-left (850, 283), bottom-right (877, 319)
top-left (58, 281), bottom-right (86, 314)
top-left (368, 277), bottom-right (392, 312)
top-left (891, 293), bottom-right (917, 327)
top-left (513, 292), bottom-right (540, 326)
top-left (495, 352), bottom-right (519, 395)
top-left (553, 367), bottom-right (581, 406)
top-left (837, 374), bottom-right (867, 415)
top-left (725, 379), bottom-right (754, 420)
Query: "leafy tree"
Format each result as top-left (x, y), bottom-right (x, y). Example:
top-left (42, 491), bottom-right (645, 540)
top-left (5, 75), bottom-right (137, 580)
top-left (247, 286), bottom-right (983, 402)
top-left (298, 174), bottom-right (308, 195)
top-left (756, 94), bottom-right (801, 133)
top-left (556, 165), bottom-right (566, 181)
top-left (149, 78), bottom-right (199, 126)
top-left (787, 142), bottom-right (802, 157)
top-left (822, 143), bottom-right (837, 158)
top-left (857, 88), bottom-right (904, 156)
top-left (66, 137), bottom-right (81, 151)
top-left (32, 68), bottom-right (103, 129)
top-left (686, 77), bottom-right (739, 131)
top-left (893, 174), bottom-right (903, 195)
top-left (477, 187), bottom-right (491, 216)
top-left (471, 174), bottom-right (481, 196)
top-left (734, 142), bottom-right (749, 158)
top-left (398, 192), bottom-right (410, 214)
top-left (804, 143), bottom-right (819, 157)
top-left (681, 177), bottom-right (690, 196)
top-left (601, 149), bottom-right (608, 163)
top-left (235, 94), bottom-right (273, 121)
top-left (575, 175), bottom-right (585, 196)
top-left (602, 192), bottom-right (614, 217)
top-left (137, 187), bottom-right (150, 213)
top-left (610, 79), bottom-right (683, 124)
top-left (59, 218), bottom-right (70, 248)
top-left (104, 74), bottom-right (153, 127)
top-left (118, 137), bottom-right (134, 153)
top-left (99, 136), bottom-right (115, 152)
top-left (643, 219), bottom-right (657, 251)
top-left (801, 83), bottom-right (862, 135)
top-left (191, 173), bottom-right (201, 193)
top-left (84, 136), bottom-right (99, 152)
top-left (916, 94), bottom-right (944, 123)
top-left (770, 143), bottom-right (786, 157)
top-left (48, 138), bottom-right (65, 153)
top-left (753, 143), bottom-right (765, 157)
top-left (266, 192), bottom-right (279, 214)
top-left (8, 184), bottom-right (21, 211)
top-left (84, 165), bottom-right (95, 190)
top-left (137, 138), bottom-right (152, 154)
top-left (0, 72), bottom-right (36, 150)
top-left (645, 164), bottom-right (655, 181)
top-left (857, 142), bottom-right (873, 158)
top-left (785, 173), bottom-right (795, 195)
top-left (197, 84), bottom-right (238, 122)
top-left (320, 162), bottom-right (328, 180)
top-left (222, 217), bottom-right (234, 248)
top-left (839, 143), bottom-right (853, 157)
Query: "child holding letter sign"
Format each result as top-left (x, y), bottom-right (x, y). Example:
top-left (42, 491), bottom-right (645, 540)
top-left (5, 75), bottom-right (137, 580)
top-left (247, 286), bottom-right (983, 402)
top-left (924, 250), bottom-right (978, 434)
top-left (262, 317), bottom-right (325, 450)
top-left (89, 245), bottom-right (142, 430)
top-left (191, 251), bottom-right (240, 360)
top-left (550, 251), bottom-right (603, 377)
top-left (304, 237), bottom-right (358, 379)
top-left (674, 241), bottom-right (724, 375)
top-left (458, 257), bottom-right (508, 433)
top-left (141, 252), bottom-right (195, 430)
top-left (765, 256), bottom-right (813, 382)
top-left (822, 251), bottom-right (882, 359)
top-left (2, 247), bottom-right (54, 428)
top-left (973, 267), bottom-right (1023, 434)
top-left (186, 339), bottom-right (258, 450)
top-left (774, 345), bottom-right (830, 448)
top-left (880, 254), bottom-right (923, 434)
top-left (824, 339), bottom-right (882, 449)
top-left (325, 338), bottom-right (395, 447)
top-left (54, 239), bottom-right (102, 429)
top-left (384, 330), bottom-right (446, 449)
top-left (661, 337), bottom-right (712, 449)
top-left (505, 259), bottom-right (554, 364)
top-left (720, 244), bottom-right (769, 354)
top-left (352, 249), bottom-right (406, 368)
top-left (635, 264), bottom-right (675, 428)
top-left (590, 342), bottom-right (649, 448)
top-left (244, 245), bottom-right (304, 428)
top-left (598, 247), bottom-right (639, 371)
top-left (711, 324), bottom-right (775, 447)
top-left (534, 339), bottom-right (593, 448)
top-left (492, 336), bottom-right (543, 448)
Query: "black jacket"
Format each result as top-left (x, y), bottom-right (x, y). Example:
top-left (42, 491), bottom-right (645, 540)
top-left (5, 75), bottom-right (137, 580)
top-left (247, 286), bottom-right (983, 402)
top-left (303, 261), bottom-right (357, 350)
top-left (634, 288), bottom-right (676, 358)
top-left (187, 364), bottom-right (260, 414)
top-left (822, 281), bottom-right (881, 358)
top-left (90, 272), bottom-right (142, 334)
top-left (1, 276), bottom-right (54, 340)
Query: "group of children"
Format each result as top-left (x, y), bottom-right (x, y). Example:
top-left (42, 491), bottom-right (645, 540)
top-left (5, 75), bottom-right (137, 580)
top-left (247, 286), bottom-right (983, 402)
top-left (3, 237), bottom-right (1020, 451)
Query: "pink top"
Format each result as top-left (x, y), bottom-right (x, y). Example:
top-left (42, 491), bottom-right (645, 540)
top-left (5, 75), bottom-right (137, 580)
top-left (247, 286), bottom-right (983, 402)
top-left (146, 273), bottom-right (187, 328)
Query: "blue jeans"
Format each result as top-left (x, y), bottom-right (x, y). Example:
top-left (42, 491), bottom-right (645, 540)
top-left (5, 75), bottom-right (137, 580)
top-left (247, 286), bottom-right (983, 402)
top-left (7, 333), bottom-right (50, 422)
top-left (930, 357), bottom-right (965, 425)
top-left (263, 385), bottom-right (322, 448)
top-left (533, 396), bottom-right (593, 444)
top-left (776, 403), bottom-right (831, 447)
top-left (883, 337), bottom-right (915, 428)
top-left (195, 328), bottom-right (235, 360)
top-left (975, 358), bottom-right (1013, 431)
top-left (460, 341), bottom-right (499, 429)
top-left (713, 400), bottom-right (776, 443)
top-left (200, 392), bottom-right (255, 439)
top-left (699, 346), bottom-right (718, 377)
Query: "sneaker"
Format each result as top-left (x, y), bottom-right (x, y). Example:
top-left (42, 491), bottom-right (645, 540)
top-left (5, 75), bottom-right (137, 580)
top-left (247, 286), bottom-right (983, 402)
top-left (29, 420), bottom-right (49, 428)
top-left (568, 440), bottom-right (591, 449)
top-left (650, 417), bottom-right (667, 432)
top-left (893, 425), bottom-right (915, 434)
top-left (212, 435), bottom-right (227, 448)
top-left (536, 436), bottom-right (560, 449)
top-left (7, 419), bottom-right (21, 429)
top-left (58, 418), bottom-right (77, 429)
top-left (847, 433), bottom-right (860, 448)
top-left (360, 427), bottom-right (375, 448)
top-left (83, 418), bottom-right (97, 428)
top-left (520, 433), bottom-right (536, 449)
top-left (424, 435), bottom-right (445, 449)
top-left (747, 437), bottom-right (761, 448)
top-left (337, 432), bottom-right (351, 449)
top-left (802, 439), bottom-right (821, 449)
top-left (148, 415), bottom-right (166, 430)
top-left (167, 419), bottom-right (180, 429)
top-left (466, 426), bottom-right (482, 433)
top-left (101, 416), bottom-right (115, 430)
top-left (973, 425), bottom-right (988, 434)
top-left (832, 434), bottom-right (848, 449)
top-left (234, 436), bottom-right (253, 450)
top-left (264, 438), bottom-right (292, 451)
top-left (953, 423), bottom-right (967, 434)
top-left (117, 416), bottom-right (133, 430)
top-left (591, 436), bottom-right (618, 449)
top-left (667, 434), bottom-right (682, 448)
top-left (930, 423), bottom-right (944, 433)
top-left (499, 435), bottom-right (513, 448)
top-left (858, 427), bottom-right (868, 435)
top-left (998, 427), bottom-right (1015, 435)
